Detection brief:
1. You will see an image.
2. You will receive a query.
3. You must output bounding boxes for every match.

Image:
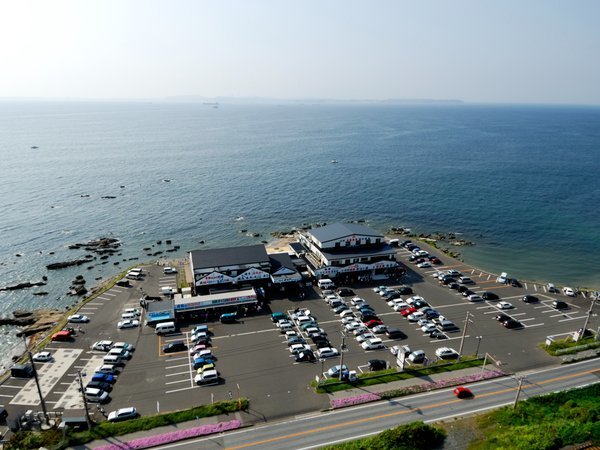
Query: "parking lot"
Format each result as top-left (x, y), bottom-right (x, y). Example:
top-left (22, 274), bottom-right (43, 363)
top-left (0, 246), bottom-right (597, 423)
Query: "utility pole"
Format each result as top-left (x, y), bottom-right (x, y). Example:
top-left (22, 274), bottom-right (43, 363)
top-left (23, 337), bottom-right (50, 425)
top-left (338, 335), bottom-right (346, 381)
top-left (576, 302), bottom-right (594, 342)
top-left (77, 370), bottom-right (92, 428)
top-left (513, 376), bottom-right (525, 409)
top-left (458, 312), bottom-right (471, 357)
top-left (475, 336), bottom-right (483, 356)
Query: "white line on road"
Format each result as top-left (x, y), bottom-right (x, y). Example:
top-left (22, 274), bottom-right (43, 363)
top-left (165, 386), bottom-right (197, 394)
top-left (435, 303), bottom-right (470, 309)
top-left (103, 292), bottom-right (117, 297)
top-left (559, 316), bottom-right (587, 322)
top-left (165, 379), bottom-right (189, 385)
top-left (165, 364), bottom-right (189, 369)
top-left (524, 323), bottom-right (545, 328)
top-left (165, 371), bottom-right (190, 377)
top-left (1, 385), bottom-right (22, 389)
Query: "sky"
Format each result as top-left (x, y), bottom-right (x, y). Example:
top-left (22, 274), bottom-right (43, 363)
top-left (1, 0), bottom-right (599, 104)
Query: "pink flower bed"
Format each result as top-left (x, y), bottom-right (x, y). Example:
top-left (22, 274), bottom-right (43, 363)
top-left (330, 370), bottom-right (504, 409)
top-left (94, 419), bottom-right (242, 450)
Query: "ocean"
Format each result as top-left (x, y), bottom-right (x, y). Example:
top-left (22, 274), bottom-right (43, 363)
top-left (1, 101), bottom-right (599, 364)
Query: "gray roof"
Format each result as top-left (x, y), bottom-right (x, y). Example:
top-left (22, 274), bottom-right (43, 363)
top-left (320, 245), bottom-right (396, 260)
top-left (309, 223), bottom-right (383, 244)
top-left (269, 252), bottom-right (296, 272)
top-left (190, 244), bottom-right (269, 270)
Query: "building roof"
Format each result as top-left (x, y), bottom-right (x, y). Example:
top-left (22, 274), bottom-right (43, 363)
top-left (308, 223), bottom-right (383, 244)
top-left (190, 244), bottom-right (269, 270)
top-left (269, 252), bottom-right (296, 272)
top-left (320, 245), bottom-right (396, 260)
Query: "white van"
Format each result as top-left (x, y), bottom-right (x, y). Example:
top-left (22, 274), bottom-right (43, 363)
top-left (121, 312), bottom-right (137, 320)
top-left (279, 323), bottom-right (294, 333)
top-left (317, 279), bottom-right (335, 290)
top-left (155, 322), bottom-right (176, 335)
top-left (123, 308), bottom-right (141, 317)
top-left (161, 286), bottom-right (176, 296)
top-left (103, 354), bottom-right (124, 366)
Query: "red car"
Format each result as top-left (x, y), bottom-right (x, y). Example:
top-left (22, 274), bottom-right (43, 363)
top-left (453, 386), bottom-right (473, 398)
top-left (400, 307), bottom-right (418, 317)
top-left (365, 319), bottom-right (384, 328)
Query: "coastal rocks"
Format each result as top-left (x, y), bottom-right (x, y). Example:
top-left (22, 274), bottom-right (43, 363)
top-left (46, 258), bottom-right (92, 270)
top-left (8, 309), bottom-right (65, 338)
top-left (0, 280), bottom-right (48, 291)
top-left (101, 196), bottom-right (117, 199)
top-left (33, 292), bottom-right (49, 296)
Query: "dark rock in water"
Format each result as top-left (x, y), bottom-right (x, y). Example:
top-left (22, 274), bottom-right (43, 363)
top-left (166, 240), bottom-right (172, 244)
top-left (100, 255), bottom-right (109, 260)
top-left (157, 241), bottom-right (162, 245)
top-left (101, 261), bottom-right (108, 265)
top-left (72, 278), bottom-right (86, 285)
top-left (240, 229), bottom-right (247, 233)
top-left (129, 257), bottom-right (139, 260)
top-left (31, 146), bottom-right (38, 149)
top-left (174, 245), bottom-right (180, 249)
top-left (42, 276), bottom-right (48, 281)
top-left (87, 266), bottom-right (94, 270)
top-left (143, 247), bottom-right (151, 251)
top-left (15, 253), bottom-right (22, 257)
top-left (95, 277), bottom-right (102, 280)
top-left (1, 280), bottom-right (47, 291)
top-left (166, 248), bottom-right (176, 253)
top-left (199, 240), bottom-right (205, 244)
top-left (113, 261), bottom-right (120, 265)
top-left (101, 196), bottom-right (116, 199)
top-left (33, 291), bottom-right (49, 296)
top-left (261, 240), bottom-right (268, 244)
top-left (120, 185), bottom-right (125, 188)
top-left (80, 194), bottom-right (90, 198)
top-left (75, 275), bottom-right (84, 280)
top-left (13, 310), bottom-right (34, 318)
top-left (147, 253), bottom-right (153, 256)
top-left (153, 251), bottom-right (163, 256)
top-left (49, 251), bottom-right (54, 255)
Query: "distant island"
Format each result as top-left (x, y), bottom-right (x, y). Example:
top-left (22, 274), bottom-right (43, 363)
top-left (161, 95), bottom-right (465, 105)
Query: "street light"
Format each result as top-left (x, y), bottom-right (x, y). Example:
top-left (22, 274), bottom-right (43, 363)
top-left (475, 336), bottom-right (483, 356)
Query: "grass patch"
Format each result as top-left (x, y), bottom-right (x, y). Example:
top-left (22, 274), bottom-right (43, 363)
top-left (3, 399), bottom-right (248, 449)
top-left (541, 335), bottom-right (600, 356)
top-left (470, 384), bottom-right (600, 449)
top-left (321, 421), bottom-right (446, 450)
top-left (315, 357), bottom-right (483, 394)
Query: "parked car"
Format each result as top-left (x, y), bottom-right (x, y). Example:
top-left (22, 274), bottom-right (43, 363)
top-left (435, 347), bottom-right (459, 359)
top-left (117, 319), bottom-right (140, 329)
top-left (553, 300), bottom-right (568, 310)
top-left (295, 351), bottom-right (316, 362)
top-left (92, 340), bottom-right (114, 352)
top-left (421, 323), bottom-right (437, 334)
top-left (91, 372), bottom-right (116, 384)
top-left (407, 350), bottom-right (426, 364)
top-left (68, 314), bottom-right (90, 323)
top-left (467, 294), bottom-right (483, 302)
top-left (361, 338), bottom-right (385, 350)
top-left (194, 369), bottom-right (220, 385)
top-left (32, 351), bottom-right (53, 362)
top-left (162, 341), bottom-right (187, 353)
top-left (562, 287), bottom-right (576, 297)
top-left (368, 359), bottom-right (387, 371)
top-left (327, 364), bottom-right (348, 377)
top-left (385, 328), bottom-right (406, 339)
top-left (417, 261), bottom-right (432, 268)
top-left (397, 286), bottom-right (413, 295)
top-left (163, 267), bottom-right (178, 274)
top-left (317, 347), bottom-right (339, 359)
top-left (337, 288), bottom-right (355, 297)
top-left (400, 307), bottom-right (418, 317)
top-left (289, 344), bottom-right (312, 355)
top-left (108, 407), bottom-right (139, 422)
top-left (365, 319), bottom-right (384, 328)
top-left (86, 381), bottom-right (112, 392)
top-left (372, 324), bottom-right (388, 334)
top-left (287, 336), bottom-right (307, 346)
top-left (481, 291), bottom-right (499, 300)
top-left (84, 387), bottom-right (109, 403)
top-left (407, 312), bottom-right (425, 322)
top-left (112, 342), bottom-right (135, 352)
top-left (522, 295), bottom-right (539, 303)
top-left (503, 319), bottom-right (522, 329)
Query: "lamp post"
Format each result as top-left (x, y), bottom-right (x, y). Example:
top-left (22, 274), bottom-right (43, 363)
top-left (22, 336), bottom-right (50, 425)
top-left (513, 375), bottom-right (525, 409)
top-left (475, 336), bottom-right (483, 356)
top-left (338, 336), bottom-right (345, 381)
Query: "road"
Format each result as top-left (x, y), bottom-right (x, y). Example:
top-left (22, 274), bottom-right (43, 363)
top-left (153, 358), bottom-right (600, 450)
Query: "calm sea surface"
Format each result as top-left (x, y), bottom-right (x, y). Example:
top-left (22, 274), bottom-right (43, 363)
top-left (1, 101), bottom-right (599, 362)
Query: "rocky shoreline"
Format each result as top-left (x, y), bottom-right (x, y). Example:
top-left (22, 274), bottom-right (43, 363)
top-left (0, 309), bottom-right (64, 338)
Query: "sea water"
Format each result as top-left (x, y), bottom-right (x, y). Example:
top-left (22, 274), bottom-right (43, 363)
top-left (0, 101), bottom-right (599, 363)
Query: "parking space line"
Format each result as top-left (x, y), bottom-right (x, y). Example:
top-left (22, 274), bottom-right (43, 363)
top-left (96, 296), bottom-right (111, 301)
top-left (0, 394), bottom-right (14, 398)
top-left (165, 371), bottom-right (189, 377)
top-left (523, 323), bottom-right (545, 328)
top-left (519, 318), bottom-right (536, 322)
top-left (511, 313), bottom-right (527, 317)
top-left (80, 307), bottom-right (98, 310)
top-left (103, 292), bottom-right (117, 297)
top-left (558, 316), bottom-right (587, 322)
top-left (435, 303), bottom-right (470, 308)
top-left (1, 385), bottom-right (22, 389)
top-left (165, 379), bottom-right (189, 385)
top-left (165, 363), bottom-right (189, 369)
top-left (165, 386), bottom-right (197, 394)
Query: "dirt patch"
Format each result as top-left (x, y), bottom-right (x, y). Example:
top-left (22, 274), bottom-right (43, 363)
top-left (437, 415), bottom-right (485, 450)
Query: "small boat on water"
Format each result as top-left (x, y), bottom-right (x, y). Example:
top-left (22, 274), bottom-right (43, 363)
top-left (331, 160), bottom-right (339, 164)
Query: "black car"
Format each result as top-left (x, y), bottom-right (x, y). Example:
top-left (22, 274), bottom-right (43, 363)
top-left (522, 295), bottom-right (539, 303)
top-left (552, 300), bottom-right (568, 310)
top-left (457, 285), bottom-right (469, 293)
top-left (448, 282), bottom-right (460, 290)
top-left (86, 381), bottom-right (112, 392)
top-left (295, 351), bottom-right (316, 362)
top-left (495, 314), bottom-right (511, 323)
top-left (481, 291), bottom-right (499, 300)
top-left (359, 313), bottom-right (379, 322)
top-left (383, 291), bottom-right (401, 300)
top-left (397, 286), bottom-right (413, 295)
top-left (385, 328), bottom-right (406, 339)
top-left (116, 279), bottom-right (131, 287)
top-left (510, 279), bottom-right (522, 287)
top-left (503, 319), bottom-right (522, 329)
top-left (368, 359), bottom-right (387, 371)
top-left (429, 330), bottom-right (448, 339)
top-left (162, 341), bottom-right (187, 353)
top-left (412, 300), bottom-right (429, 309)
top-left (462, 289), bottom-right (475, 297)
top-left (315, 340), bottom-right (333, 349)
top-left (337, 288), bottom-right (355, 297)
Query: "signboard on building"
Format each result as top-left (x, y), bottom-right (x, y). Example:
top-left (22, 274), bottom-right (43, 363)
top-left (195, 271), bottom-right (235, 286)
top-left (235, 267), bottom-right (270, 282)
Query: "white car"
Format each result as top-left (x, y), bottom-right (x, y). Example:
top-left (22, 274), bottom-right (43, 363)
top-left (393, 302), bottom-right (410, 312)
top-left (498, 301), bottom-right (513, 309)
top-left (372, 286), bottom-right (387, 294)
top-left (117, 319), bottom-right (140, 329)
top-left (361, 338), bottom-right (385, 350)
top-left (407, 312), bottom-right (426, 322)
top-left (194, 369), bottom-right (219, 385)
top-left (417, 318), bottom-right (432, 327)
top-left (92, 340), bottom-right (114, 352)
top-left (32, 351), bottom-right (53, 362)
top-left (467, 294), bottom-right (483, 302)
top-left (351, 297), bottom-right (366, 306)
top-left (123, 308), bottom-right (142, 317)
top-left (421, 323), bottom-right (437, 334)
top-left (163, 267), bottom-right (178, 274)
top-left (406, 296), bottom-right (425, 305)
top-left (84, 387), bottom-right (109, 403)
top-left (446, 270), bottom-right (461, 277)
top-left (68, 314), bottom-right (90, 323)
top-left (189, 344), bottom-right (207, 355)
top-left (344, 321), bottom-right (362, 332)
top-left (387, 298), bottom-right (405, 307)
top-left (289, 344), bottom-right (311, 355)
top-left (390, 344), bottom-right (411, 356)
top-left (379, 288), bottom-right (393, 297)
top-left (563, 287), bottom-right (576, 297)
top-left (435, 347), bottom-right (459, 359)
top-left (341, 315), bottom-right (357, 325)
top-left (112, 342), bottom-right (135, 352)
top-left (417, 261), bottom-right (431, 268)
top-left (371, 324), bottom-right (387, 334)
top-left (317, 347), bottom-right (339, 359)
top-left (353, 326), bottom-right (369, 336)
top-left (356, 333), bottom-right (376, 344)
top-left (108, 407), bottom-right (138, 422)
